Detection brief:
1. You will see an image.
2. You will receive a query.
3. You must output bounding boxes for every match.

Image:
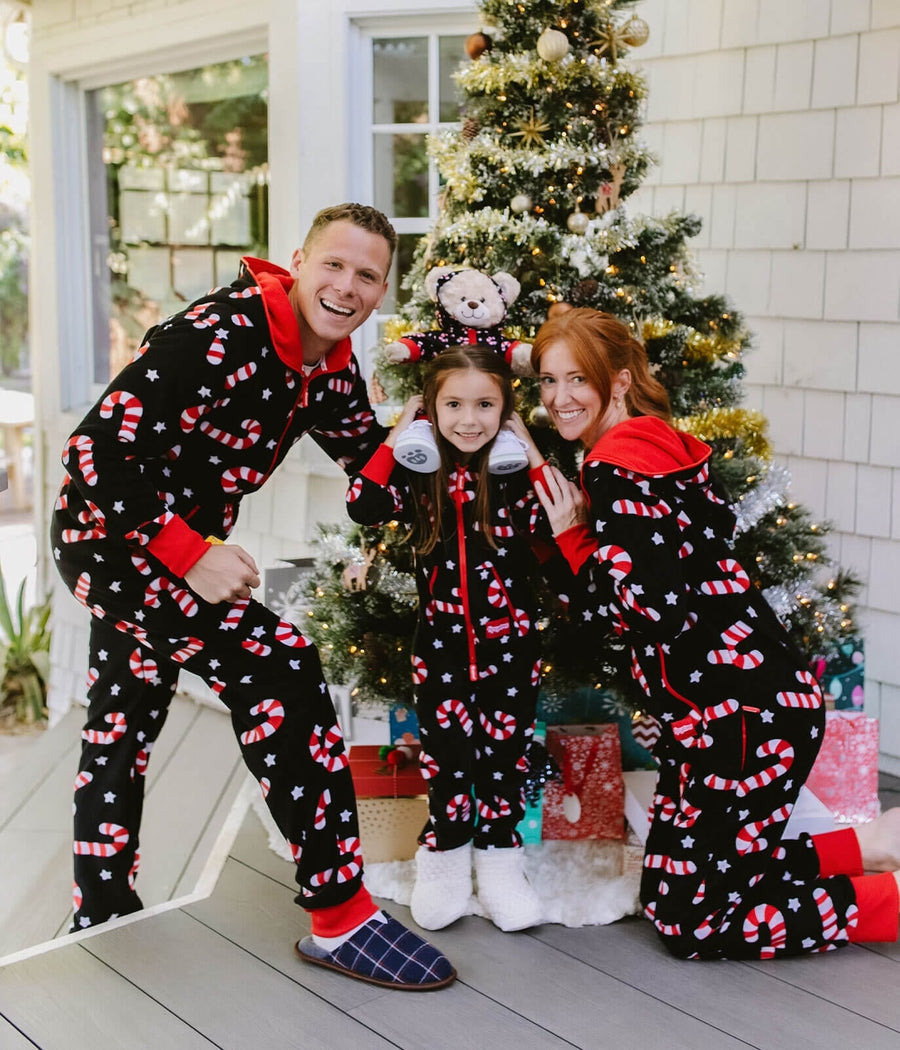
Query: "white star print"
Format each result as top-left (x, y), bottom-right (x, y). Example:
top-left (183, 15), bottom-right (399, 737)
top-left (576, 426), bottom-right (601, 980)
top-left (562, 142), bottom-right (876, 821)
top-left (689, 670), bottom-right (702, 683)
top-left (198, 386), bottom-right (212, 398)
top-left (146, 369), bottom-right (159, 381)
top-left (760, 710), bottom-right (774, 723)
top-left (153, 422), bottom-right (166, 433)
top-left (113, 501), bottom-right (124, 513)
top-left (215, 328), bottom-right (229, 339)
top-left (717, 859), bottom-right (730, 872)
top-left (104, 792), bottom-right (116, 803)
top-left (262, 389), bottom-right (272, 400)
top-left (100, 870), bottom-right (112, 881)
top-left (652, 532), bottom-right (664, 545)
top-left (788, 898), bottom-right (801, 912)
top-left (291, 786), bottom-right (304, 800)
top-left (264, 754), bottom-right (276, 767)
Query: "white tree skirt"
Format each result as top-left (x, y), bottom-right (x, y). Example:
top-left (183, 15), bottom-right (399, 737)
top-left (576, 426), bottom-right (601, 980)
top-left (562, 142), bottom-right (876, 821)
top-left (251, 793), bottom-right (641, 928)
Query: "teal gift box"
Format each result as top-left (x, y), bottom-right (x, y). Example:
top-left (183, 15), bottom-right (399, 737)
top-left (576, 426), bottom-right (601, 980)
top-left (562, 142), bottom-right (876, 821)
top-left (517, 722), bottom-right (548, 845)
top-left (811, 636), bottom-right (865, 711)
top-left (389, 702), bottom-right (420, 745)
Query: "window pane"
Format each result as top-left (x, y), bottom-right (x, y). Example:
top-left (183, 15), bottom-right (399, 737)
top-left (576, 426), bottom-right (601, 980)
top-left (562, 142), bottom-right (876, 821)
top-left (373, 37), bottom-right (427, 124)
top-left (88, 54), bottom-right (269, 384)
top-left (439, 35), bottom-right (468, 122)
top-left (381, 232), bottom-right (421, 315)
top-left (373, 132), bottom-right (429, 218)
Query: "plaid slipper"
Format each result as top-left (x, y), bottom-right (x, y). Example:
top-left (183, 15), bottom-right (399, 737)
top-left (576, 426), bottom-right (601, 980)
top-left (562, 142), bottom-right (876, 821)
top-left (296, 914), bottom-right (457, 991)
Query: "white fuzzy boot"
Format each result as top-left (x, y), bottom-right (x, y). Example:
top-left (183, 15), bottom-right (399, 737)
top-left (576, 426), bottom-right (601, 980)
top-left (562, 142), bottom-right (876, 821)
top-left (474, 847), bottom-right (543, 932)
top-left (409, 843), bottom-right (473, 930)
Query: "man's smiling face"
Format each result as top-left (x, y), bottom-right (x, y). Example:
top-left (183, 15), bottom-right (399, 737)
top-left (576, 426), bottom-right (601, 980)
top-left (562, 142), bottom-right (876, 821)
top-left (289, 220), bottom-right (390, 364)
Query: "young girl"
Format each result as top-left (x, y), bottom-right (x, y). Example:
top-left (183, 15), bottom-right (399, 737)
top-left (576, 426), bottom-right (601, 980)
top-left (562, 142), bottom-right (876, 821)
top-left (347, 346), bottom-right (552, 932)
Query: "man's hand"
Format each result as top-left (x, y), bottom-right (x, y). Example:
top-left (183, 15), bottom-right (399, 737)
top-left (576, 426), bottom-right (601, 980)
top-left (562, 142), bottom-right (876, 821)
top-left (185, 543), bottom-right (261, 604)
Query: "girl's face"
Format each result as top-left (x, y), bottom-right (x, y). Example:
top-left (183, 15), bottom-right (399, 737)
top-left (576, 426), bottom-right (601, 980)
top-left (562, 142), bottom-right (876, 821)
top-left (538, 340), bottom-right (608, 447)
top-left (433, 368), bottom-right (505, 458)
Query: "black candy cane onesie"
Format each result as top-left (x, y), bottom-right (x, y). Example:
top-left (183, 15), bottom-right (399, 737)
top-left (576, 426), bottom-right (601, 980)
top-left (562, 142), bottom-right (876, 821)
top-left (552, 415), bottom-right (897, 958)
top-left (51, 257), bottom-right (386, 930)
top-left (347, 444), bottom-right (552, 851)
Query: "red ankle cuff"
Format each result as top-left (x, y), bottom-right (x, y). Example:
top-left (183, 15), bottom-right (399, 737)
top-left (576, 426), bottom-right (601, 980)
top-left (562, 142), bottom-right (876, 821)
top-left (847, 873), bottom-right (900, 943)
top-left (813, 827), bottom-right (864, 877)
top-left (309, 886), bottom-right (377, 938)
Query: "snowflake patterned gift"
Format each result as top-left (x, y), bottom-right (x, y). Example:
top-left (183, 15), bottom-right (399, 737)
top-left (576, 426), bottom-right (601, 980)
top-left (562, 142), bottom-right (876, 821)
top-left (542, 725), bottom-right (625, 841)
top-left (804, 711), bottom-right (880, 824)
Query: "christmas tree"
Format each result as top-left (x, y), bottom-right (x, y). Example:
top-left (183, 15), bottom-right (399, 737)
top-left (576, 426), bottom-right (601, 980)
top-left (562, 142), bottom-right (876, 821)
top-left (304, 0), bottom-right (859, 711)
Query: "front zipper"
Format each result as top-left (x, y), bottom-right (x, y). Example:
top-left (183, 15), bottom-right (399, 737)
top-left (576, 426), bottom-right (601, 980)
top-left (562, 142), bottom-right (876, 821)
top-left (451, 469), bottom-right (479, 682)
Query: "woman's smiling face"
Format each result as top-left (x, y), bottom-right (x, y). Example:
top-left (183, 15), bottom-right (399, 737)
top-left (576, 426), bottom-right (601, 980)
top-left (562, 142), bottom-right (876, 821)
top-left (537, 340), bottom-right (606, 447)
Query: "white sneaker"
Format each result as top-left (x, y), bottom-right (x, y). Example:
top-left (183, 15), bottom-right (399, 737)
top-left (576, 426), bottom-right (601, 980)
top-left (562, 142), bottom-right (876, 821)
top-left (393, 418), bottom-right (441, 473)
top-left (488, 428), bottom-right (529, 475)
top-left (474, 846), bottom-right (543, 931)
top-left (410, 843), bottom-right (473, 930)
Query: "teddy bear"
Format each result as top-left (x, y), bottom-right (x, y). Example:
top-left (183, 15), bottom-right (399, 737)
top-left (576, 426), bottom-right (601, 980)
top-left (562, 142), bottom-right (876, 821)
top-left (383, 266), bottom-right (534, 476)
top-left (384, 266), bottom-right (533, 376)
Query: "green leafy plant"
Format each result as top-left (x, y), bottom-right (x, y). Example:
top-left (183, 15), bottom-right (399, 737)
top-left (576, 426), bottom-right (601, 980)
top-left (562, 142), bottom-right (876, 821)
top-left (0, 567), bottom-right (51, 725)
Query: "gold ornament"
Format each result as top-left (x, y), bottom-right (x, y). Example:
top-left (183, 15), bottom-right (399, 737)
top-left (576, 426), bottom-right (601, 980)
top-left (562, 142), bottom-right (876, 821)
top-left (466, 31), bottom-right (493, 60)
top-left (510, 108), bottom-right (551, 148)
top-left (510, 193), bottom-right (533, 213)
top-left (566, 210), bottom-right (590, 234)
top-left (622, 16), bottom-right (650, 47)
top-left (536, 27), bottom-right (570, 62)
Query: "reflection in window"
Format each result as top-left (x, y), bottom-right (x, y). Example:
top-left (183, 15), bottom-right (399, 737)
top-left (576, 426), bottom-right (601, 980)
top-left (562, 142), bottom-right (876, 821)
top-left (370, 32), bottom-right (467, 319)
top-left (87, 55), bottom-right (269, 384)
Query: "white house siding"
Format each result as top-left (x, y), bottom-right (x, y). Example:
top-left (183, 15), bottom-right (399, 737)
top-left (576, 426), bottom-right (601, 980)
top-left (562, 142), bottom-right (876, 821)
top-left (30, 0), bottom-right (900, 769)
top-left (631, 0), bottom-right (900, 771)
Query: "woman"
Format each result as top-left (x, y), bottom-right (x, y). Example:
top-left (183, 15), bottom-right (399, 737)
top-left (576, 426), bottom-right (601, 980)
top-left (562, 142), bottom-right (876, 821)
top-left (531, 307), bottom-right (900, 959)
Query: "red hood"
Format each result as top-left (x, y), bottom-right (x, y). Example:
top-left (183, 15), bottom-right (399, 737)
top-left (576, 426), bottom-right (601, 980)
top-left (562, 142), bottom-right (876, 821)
top-left (240, 256), bottom-right (352, 373)
top-left (584, 415), bottom-right (710, 476)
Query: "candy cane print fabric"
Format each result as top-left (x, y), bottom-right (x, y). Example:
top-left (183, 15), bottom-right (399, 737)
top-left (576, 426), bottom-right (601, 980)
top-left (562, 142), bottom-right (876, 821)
top-left (562, 417), bottom-right (867, 958)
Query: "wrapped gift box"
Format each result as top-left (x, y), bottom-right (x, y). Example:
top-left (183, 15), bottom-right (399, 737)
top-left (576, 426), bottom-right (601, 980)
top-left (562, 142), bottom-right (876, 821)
top-left (811, 636), bottom-right (865, 711)
top-left (542, 724), bottom-right (625, 841)
top-left (348, 744), bottom-right (428, 862)
top-left (389, 702), bottom-right (420, 746)
top-left (516, 722), bottom-right (551, 845)
top-left (805, 711), bottom-right (880, 824)
top-left (537, 688), bottom-right (657, 770)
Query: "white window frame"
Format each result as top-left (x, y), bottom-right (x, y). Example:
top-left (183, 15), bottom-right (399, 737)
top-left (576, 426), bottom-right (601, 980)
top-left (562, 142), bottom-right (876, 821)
top-left (347, 14), bottom-right (476, 381)
top-left (52, 29), bottom-right (269, 414)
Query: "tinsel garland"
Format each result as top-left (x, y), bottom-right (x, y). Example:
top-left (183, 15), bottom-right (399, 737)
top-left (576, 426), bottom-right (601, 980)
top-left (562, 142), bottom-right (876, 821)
top-left (455, 50), bottom-right (646, 98)
top-left (642, 317), bottom-right (747, 366)
top-left (732, 463), bottom-right (791, 534)
top-left (674, 407), bottom-right (772, 460)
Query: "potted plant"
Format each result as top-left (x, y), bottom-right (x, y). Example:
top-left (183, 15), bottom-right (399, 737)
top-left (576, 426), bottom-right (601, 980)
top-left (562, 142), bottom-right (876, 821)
top-left (0, 565), bottom-right (51, 726)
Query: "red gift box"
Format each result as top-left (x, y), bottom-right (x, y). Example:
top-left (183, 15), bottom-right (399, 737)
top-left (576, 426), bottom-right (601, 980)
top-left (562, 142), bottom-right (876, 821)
top-left (348, 744), bottom-right (426, 798)
top-left (805, 711), bottom-right (880, 824)
top-left (542, 724), bottom-right (625, 841)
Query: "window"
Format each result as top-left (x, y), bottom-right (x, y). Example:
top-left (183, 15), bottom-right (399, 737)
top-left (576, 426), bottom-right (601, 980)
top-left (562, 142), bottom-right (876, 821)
top-left (85, 55), bottom-right (269, 385)
top-left (361, 29), bottom-right (470, 348)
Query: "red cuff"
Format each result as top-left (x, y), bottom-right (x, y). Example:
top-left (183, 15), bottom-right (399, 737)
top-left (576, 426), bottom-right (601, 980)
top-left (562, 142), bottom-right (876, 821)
top-left (813, 827), bottom-right (864, 878)
top-left (847, 873), bottom-right (899, 943)
top-left (556, 523), bottom-right (600, 574)
top-left (361, 443), bottom-right (398, 485)
top-left (308, 885), bottom-right (377, 935)
top-left (399, 337), bottom-right (423, 363)
top-left (145, 516), bottom-right (210, 578)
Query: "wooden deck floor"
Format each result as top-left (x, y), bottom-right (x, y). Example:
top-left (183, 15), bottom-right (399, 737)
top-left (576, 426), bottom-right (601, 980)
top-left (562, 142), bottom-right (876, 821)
top-left (2, 711), bottom-right (900, 1050)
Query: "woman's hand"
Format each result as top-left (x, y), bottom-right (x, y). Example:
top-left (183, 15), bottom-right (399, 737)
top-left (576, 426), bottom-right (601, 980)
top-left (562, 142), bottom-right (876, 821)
top-left (185, 543), bottom-right (261, 604)
top-left (504, 412), bottom-right (545, 469)
top-left (384, 394), bottom-right (424, 448)
top-left (533, 464), bottom-right (588, 536)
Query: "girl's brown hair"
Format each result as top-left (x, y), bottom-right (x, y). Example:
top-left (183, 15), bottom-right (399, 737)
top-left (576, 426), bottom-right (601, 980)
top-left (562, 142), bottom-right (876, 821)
top-left (411, 346), bottom-right (515, 556)
top-left (531, 308), bottom-right (671, 423)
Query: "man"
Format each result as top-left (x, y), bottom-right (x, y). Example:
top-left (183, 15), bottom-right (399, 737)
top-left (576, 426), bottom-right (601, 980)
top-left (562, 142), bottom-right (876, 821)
top-left (52, 203), bottom-right (456, 990)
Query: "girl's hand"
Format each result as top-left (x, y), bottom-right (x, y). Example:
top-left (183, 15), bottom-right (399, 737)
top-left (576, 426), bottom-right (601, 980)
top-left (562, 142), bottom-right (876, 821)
top-left (384, 394), bottom-right (425, 448)
top-left (533, 464), bottom-right (588, 535)
top-left (185, 543), bottom-right (261, 604)
top-left (505, 412), bottom-right (545, 469)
